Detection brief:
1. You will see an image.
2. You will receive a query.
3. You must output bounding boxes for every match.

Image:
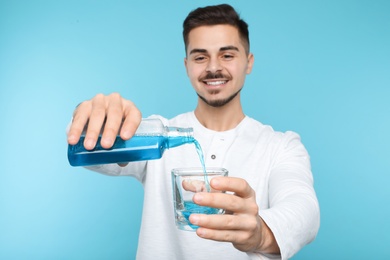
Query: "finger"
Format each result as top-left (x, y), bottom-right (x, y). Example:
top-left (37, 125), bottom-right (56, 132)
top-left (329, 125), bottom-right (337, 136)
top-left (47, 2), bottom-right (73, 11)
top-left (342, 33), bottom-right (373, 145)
top-left (101, 93), bottom-right (124, 148)
top-left (193, 192), bottom-right (257, 214)
top-left (192, 192), bottom-right (231, 209)
top-left (196, 228), bottom-right (239, 243)
top-left (182, 180), bottom-right (207, 192)
top-left (190, 214), bottom-right (254, 231)
top-left (67, 101), bottom-right (92, 145)
top-left (196, 228), bottom-right (254, 248)
top-left (84, 94), bottom-right (107, 150)
top-left (211, 177), bottom-right (254, 199)
top-left (191, 215), bottom-right (262, 252)
top-left (119, 99), bottom-right (142, 140)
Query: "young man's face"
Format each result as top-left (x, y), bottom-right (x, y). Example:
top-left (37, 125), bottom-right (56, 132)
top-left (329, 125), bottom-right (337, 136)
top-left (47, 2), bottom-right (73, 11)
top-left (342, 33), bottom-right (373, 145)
top-left (185, 24), bottom-right (254, 107)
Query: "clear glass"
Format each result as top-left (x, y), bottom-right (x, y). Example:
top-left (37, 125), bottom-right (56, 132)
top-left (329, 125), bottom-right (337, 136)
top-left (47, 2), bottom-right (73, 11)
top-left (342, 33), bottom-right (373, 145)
top-left (171, 167), bottom-right (228, 231)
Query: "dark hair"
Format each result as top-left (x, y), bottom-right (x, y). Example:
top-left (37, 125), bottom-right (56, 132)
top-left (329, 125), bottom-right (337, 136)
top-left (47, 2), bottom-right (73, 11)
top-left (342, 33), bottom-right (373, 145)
top-left (183, 4), bottom-right (250, 55)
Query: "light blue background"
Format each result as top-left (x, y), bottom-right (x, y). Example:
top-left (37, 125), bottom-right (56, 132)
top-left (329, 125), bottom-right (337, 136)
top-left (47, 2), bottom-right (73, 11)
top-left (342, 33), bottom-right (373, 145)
top-left (1, 0), bottom-right (389, 259)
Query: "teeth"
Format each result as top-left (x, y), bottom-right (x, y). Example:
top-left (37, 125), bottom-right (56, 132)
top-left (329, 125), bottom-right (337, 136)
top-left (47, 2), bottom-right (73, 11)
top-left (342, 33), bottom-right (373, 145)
top-left (206, 81), bottom-right (226, 86)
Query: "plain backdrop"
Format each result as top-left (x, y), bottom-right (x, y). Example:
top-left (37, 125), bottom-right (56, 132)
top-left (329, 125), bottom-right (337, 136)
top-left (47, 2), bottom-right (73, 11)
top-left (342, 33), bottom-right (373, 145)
top-left (1, 0), bottom-right (389, 259)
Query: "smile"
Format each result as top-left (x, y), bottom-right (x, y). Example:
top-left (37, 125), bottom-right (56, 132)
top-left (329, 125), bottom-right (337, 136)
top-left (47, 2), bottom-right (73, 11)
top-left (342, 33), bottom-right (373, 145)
top-left (204, 80), bottom-right (227, 86)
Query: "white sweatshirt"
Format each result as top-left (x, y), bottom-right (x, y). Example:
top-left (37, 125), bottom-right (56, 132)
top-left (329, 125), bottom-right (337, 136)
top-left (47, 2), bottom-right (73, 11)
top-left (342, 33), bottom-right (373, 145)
top-left (86, 112), bottom-right (320, 260)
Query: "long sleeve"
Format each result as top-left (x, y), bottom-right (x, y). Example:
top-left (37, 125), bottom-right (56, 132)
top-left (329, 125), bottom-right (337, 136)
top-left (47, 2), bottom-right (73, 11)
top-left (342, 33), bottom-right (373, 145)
top-left (259, 132), bottom-right (320, 259)
top-left (84, 161), bottom-right (148, 183)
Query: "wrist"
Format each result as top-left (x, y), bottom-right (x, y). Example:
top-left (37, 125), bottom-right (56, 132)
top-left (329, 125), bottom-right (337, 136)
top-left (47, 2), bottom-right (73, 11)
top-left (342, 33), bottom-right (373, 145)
top-left (256, 216), bottom-right (280, 255)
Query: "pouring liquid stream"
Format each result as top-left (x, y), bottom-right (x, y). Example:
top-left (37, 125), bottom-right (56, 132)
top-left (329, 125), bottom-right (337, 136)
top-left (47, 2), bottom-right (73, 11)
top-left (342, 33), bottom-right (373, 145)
top-left (192, 139), bottom-right (211, 192)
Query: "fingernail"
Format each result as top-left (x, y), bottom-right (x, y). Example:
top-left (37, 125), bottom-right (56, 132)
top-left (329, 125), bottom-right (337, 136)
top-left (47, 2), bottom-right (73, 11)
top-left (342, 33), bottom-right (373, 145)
top-left (85, 138), bottom-right (95, 149)
top-left (197, 228), bottom-right (206, 237)
top-left (211, 178), bottom-right (220, 187)
top-left (121, 130), bottom-right (131, 140)
top-left (193, 193), bottom-right (203, 203)
top-left (101, 137), bottom-right (113, 147)
top-left (68, 135), bottom-right (76, 144)
top-left (190, 214), bottom-right (199, 224)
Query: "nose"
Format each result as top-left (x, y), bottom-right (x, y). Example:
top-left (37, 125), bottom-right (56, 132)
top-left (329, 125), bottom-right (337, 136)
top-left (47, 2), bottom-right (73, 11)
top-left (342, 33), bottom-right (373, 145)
top-left (206, 57), bottom-right (222, 73)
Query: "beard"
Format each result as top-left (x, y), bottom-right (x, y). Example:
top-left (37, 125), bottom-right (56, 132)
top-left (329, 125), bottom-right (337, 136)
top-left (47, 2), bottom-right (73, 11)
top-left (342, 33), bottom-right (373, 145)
top-left (197, 87), bottom-right (242, 108)
top-left (197, 71), bottom-right (241, 107)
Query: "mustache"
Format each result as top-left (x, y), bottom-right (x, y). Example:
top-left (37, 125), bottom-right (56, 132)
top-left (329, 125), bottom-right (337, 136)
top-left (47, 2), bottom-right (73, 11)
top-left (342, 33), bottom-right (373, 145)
top-left (200, 72), bottom-right (231, 81)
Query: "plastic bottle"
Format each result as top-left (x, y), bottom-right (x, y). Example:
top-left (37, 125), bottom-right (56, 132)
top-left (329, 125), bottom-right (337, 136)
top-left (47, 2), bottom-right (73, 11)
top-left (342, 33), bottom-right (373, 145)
top-left (68, 118), bottom-right (194, 166)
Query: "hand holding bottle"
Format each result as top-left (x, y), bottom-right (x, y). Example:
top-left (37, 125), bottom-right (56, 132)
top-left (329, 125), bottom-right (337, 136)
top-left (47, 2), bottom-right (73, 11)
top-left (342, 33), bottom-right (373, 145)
top-left (67, 92), bottom-right (142, 150)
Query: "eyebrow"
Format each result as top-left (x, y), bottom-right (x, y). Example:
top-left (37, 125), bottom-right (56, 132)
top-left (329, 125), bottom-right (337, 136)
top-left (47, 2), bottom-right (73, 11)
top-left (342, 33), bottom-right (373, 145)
top-left (189, 48), bottom-right (207, 55)
top-left (189, 45), bottom-right (240, 55)
top-left (220, 45), bottom-right (239, 52)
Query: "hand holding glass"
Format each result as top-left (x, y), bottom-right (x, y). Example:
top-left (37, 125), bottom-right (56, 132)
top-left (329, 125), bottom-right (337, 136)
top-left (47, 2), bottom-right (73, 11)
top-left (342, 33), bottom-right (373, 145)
top-left (171, 167), bottom-right (228, 231)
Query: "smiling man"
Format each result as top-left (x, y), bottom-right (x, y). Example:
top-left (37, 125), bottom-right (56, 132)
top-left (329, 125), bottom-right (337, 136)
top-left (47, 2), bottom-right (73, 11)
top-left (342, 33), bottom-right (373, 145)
top-left (67, 4), bottom-right (320, 259)
top-left (185, 24), bottom-right (253, 130)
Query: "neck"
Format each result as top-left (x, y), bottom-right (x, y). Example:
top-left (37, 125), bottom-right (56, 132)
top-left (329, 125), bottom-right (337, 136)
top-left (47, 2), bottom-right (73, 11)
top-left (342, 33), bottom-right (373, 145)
top-left (194, 97), bottom-right (245, 131)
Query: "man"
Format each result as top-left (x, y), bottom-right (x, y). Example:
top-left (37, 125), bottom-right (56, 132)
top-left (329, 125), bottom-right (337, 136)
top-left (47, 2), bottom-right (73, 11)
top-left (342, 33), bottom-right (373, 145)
top-left (67, 4), bottom-right (320, 259)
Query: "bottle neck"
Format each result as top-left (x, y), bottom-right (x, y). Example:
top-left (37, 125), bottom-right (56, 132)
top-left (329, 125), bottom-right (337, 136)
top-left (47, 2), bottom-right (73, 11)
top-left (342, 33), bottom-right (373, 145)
top-left (165, 126), bottom-right (194, 148)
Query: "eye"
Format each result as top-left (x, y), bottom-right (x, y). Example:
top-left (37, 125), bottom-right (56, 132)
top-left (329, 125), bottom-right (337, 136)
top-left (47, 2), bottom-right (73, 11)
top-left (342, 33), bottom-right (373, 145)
top-left (194, 55), bottom-right (207, 63)
top-left (222, 54), bottom-right (234, 60)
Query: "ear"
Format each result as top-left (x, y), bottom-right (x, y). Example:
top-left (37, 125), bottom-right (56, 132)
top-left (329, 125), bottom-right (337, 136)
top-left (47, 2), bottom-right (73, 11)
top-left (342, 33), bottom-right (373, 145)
top-left (246, 53), bottom-right (254, 74)
top-left (184, 57), bottom-right (189, 76)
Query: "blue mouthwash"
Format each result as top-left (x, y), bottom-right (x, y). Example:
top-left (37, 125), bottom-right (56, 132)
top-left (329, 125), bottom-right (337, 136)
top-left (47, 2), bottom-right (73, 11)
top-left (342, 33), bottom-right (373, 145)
top-left (68, 118), bottom-right (211, 191)
top-left (182, 201), bottom-right (220, 229)
top-left (68, 118), bottom-right (194, 167)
